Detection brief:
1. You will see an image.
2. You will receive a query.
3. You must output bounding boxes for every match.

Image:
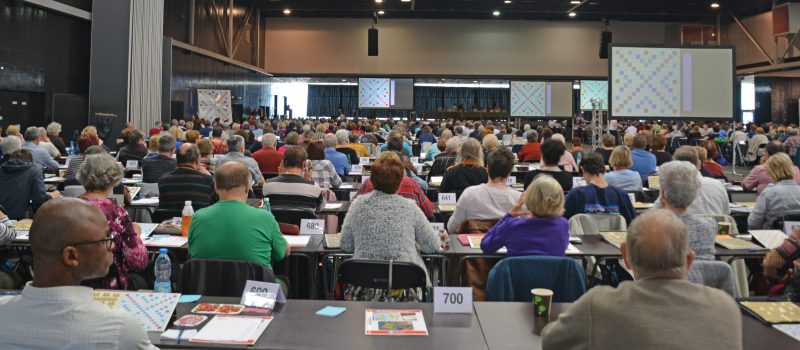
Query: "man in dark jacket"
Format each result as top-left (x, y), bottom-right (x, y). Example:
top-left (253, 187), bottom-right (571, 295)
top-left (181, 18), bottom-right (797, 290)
top-left (0, 150), bottom-right (59, 219)
top-left (429, 138), bottom-right (459, 178)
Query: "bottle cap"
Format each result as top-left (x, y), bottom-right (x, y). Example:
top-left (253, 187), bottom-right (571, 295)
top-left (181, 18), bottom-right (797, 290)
top-left (185, 201), bottom-right (192, 206)
top-left (159, 248), bottom-right (168, 254)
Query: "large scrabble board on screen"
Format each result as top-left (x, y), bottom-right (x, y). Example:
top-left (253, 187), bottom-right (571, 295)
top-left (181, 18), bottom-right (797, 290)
top-left (610, 45), bottom-right (734, 118)
top-left (358, 78), bottom-right (414, 109)
top-left (510, 81), bottom-right (573, 117)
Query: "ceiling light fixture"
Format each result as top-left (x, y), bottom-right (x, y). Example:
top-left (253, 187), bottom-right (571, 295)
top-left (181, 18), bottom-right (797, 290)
top-left (283, 9), bottom-right (291, 15)
top-left (377, 10), bottom-right (385, 15)
top-left (492, 10), bottom-right (500, 16)
top-left (570, 0), bottom-right (580, 4)
top-left (710, 2), bottom-right (720, 9)
top-left (573, 81), bottom-right (581, 89)
top-left (401, 0), bottom-right (411, 2)
top-left (473, 80), bottom-right (478, 83)
top-left (375, 0), bottom-right (383, 3)
top-left (568, 12), bottom-right (577, 17)
top-left (504, 0), bottom-right (512, 4)
top-left (342, 79), bottom-right (347, 82)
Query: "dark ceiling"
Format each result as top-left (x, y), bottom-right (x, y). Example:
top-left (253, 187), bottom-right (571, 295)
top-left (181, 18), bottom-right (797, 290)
top-left (259, 0), bottom-right (784, 23)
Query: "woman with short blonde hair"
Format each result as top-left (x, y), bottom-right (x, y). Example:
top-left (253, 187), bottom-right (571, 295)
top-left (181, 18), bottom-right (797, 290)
top-left (749, 153), bottom-right (800, 229)
top-left (604, 146), bottom-right (642, 191)
top-left (481, 175), bottom-right (569, 256)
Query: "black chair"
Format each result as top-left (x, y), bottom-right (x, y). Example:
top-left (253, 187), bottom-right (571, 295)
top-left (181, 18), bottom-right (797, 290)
top-left (150, 208), bottom-right (182, 224)
top-left (151, 208), bottom-right (181, 224)
top-left (178, 259), bottom-right (276, 297)
top-left (335, 259), bottom-right (428, 300)
top-left (270, 207), bottom-right (318, 227)
top-left (777, 210), bottom-right (800, 231)
top-left (511, 144), bottom-right (523, 153)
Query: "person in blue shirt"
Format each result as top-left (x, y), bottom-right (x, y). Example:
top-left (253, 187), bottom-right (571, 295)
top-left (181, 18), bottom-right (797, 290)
top-left (564, 152), bottom-right (637, 224)
top-left (323, 134), bottom-right (350, 176)
top-left (604, 146), bottom-right (643, 191)
top-left (628, 134), bottom-right (657, 181)
top-left (418, 126), bottom-right (437, 145)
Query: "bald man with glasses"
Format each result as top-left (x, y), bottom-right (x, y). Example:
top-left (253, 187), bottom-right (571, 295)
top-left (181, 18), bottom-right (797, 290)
top-left (0, 198), bottom-right (158, 349)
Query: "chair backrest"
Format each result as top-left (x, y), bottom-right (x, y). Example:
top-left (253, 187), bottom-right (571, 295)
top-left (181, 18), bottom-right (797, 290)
top-left (687, 260), bottom-right (739, 298)
top-left (511, 144), bottom-right (523, 154)
top-left (568, 214), bottom-right (627, 237)
top-left (336, 259), bottom-right (427, 292)
top-left (270, 208), bottom-right (318, 227)
top-left (456, 219), bottom-right (499, 234)
top-left (178, 259), bottom-right (275, 297)
top-left (62, 185), bottom-right (86, 198)
top-left (696, 214), bottom-right (739, 236)
top-left (486, 256), bottom-right (587, 302)
top-left (151, 208), bottom-right (182, 224)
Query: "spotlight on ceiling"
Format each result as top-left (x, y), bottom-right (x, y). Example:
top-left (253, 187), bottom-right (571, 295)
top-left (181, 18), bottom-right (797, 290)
top-left (375, 0), bottom-right (383, 3)
top-left (711, 2), bottom-right (720, 9)
top-left (504, 0), bottom-right (512, 3)
top-left (573, 80), bottom-right (581, 89)
top-left (283, 9), bottom-right (291, 15)
top-left (377, 10), bottom-right (385, 15)
top-left (570, 1), bottom-right (580, 4)
top-left (568, 12), bottom-right (577, 17)
top-left (492, 10), bottom-right (500, 16)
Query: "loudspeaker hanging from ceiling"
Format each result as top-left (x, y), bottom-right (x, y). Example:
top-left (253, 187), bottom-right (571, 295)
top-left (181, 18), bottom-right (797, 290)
top-left (368, 28), bottom-right (378, 56)
top-left (368, 12), bottom-right (378, 56)
top-left (599, 31), bottom-right (612, 59)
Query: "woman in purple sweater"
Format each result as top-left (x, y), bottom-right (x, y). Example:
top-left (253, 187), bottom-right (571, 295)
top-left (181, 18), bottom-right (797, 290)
top-left (481, 175), bottom-right (570, 256)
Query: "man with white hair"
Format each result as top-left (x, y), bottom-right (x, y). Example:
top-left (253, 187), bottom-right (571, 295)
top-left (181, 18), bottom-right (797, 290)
top-left (0, 136), bottom-right (22, 165)
top-left (21, 127), bottom-right (59, 171)
top-left (37, 127), bottom-right (60, 159)
top-left (657, 161), bottom-right (718, 260)
top-left (542, 209), bottom-right (742, 350)
top-left (252, 133), bottom-right (283, 173)
top-left (216, 135), bottom-right (265, 186)
top-left (653, 146), bottom-right (729, 215)
top-left (334, 129), bottom-right (359, 165)
top-left (324, 133), bottom-right (351, 176)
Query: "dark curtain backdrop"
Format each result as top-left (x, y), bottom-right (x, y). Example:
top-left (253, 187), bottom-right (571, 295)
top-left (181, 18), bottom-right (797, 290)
top-left (308, 85), bottom-right (509, 118)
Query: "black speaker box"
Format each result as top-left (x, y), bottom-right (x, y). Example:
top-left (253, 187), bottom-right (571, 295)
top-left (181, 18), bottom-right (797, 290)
top-left (599, 31), bottom-right (612, 59)
top-left (368, 28), bottom-right (378, 56)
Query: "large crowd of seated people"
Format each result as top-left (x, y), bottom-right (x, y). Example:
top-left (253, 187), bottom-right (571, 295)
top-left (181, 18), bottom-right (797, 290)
top-left (4, 116), bottom-right (800, 348)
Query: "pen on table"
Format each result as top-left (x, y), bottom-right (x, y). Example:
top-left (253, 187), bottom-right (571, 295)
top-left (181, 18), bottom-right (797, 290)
top-left (177, 326), bottom-right (185, 344)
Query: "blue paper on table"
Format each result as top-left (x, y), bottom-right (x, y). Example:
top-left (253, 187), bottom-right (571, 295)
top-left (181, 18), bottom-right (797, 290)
top-left (178, 295), bottom-right (201, 303)
top-left (316, 306), bottom-right (346, 317)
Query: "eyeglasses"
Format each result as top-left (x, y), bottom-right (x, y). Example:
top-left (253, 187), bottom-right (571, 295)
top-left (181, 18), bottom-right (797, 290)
top-left (68, 234), bottom-right (115, 251)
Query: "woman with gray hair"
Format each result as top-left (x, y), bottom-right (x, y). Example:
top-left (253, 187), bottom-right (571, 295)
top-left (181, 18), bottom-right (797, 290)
top-left (78, 153), bottom-right (148, 289)
top-left (657, 161), bottom-right (717, 260)
top-left (46, 122), bottom-right (67, 156)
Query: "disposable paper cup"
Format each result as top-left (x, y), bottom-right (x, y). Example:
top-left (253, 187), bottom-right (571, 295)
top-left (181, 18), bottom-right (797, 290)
top-left (531, 288), bottom-right (553, 317)
top-left (717, 222), bottom-right (732, 236)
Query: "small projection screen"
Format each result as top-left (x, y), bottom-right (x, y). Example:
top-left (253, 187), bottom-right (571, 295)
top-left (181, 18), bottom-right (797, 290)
top-left (510, 81), bottom-right (573, 117)
top-left (358, 78), bottom-right (414, 109)
top-left (580, 80), bottom-right (609, 111)
top-left (610, 45), bottom-right (734, 118)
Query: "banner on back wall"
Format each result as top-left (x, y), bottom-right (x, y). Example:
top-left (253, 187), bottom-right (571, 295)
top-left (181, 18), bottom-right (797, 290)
top-left (197, 89), bottom-right (233, 123)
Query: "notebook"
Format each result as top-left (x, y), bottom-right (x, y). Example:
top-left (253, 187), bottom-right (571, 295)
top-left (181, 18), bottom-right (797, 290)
top-left (714, 235), bottom-right (763, 250)
top-left (316, 306), bottom-right (346, 317)
top-left (599, 231), bottom-right (627, 249)
top-left (283, 235), bottom-right (310, 248)
top-left (740, 301), bottom-right (800, 324)
top-left (457, 234), bottom-right (484, 246)
top-left (438, 204), bottom-right (456, 212)
top-left (324, 234), bottom-right (341, 249)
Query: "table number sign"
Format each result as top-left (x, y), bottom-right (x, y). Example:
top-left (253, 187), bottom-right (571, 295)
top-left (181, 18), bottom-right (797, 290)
top-left (434, 287), bottom-right (473, 314)
top-left (300, 219), bottom-right (325, 235)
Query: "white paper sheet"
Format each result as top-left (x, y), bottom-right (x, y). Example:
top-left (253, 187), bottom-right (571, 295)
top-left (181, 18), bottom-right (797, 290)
top-left (144, 236), bottom-right (188, 248)
top-left (324, 203), bottom-right (343, 210)
top-left (338, 183), bottom-right (354, 189)
top-left (750, 230), bottom-right (787, 249)
top-left (191, 315), bottom-right (272, 345)
top-left (773, 324), bottom-right (800, 342)
top-left (283, 235), bottom-right (311, 247)
top-left (138, 223), bottom-right (159, 239)
top-left (132, 197), bottom-right (159, 206)
top-left (43, 176), bottom-right (66, 183)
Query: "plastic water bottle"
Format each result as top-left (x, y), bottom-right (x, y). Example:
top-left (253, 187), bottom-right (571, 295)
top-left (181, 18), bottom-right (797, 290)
top-left (180, 201), bottom-right (194, 237)
top-left (576, 152), bottom-right (582, 167)
top-left (263, 197), bottom-right (271, 212)
top-left (154, 248), bottom-right (171, 293)
top-left (69, 141), bottom-right (77, 156)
